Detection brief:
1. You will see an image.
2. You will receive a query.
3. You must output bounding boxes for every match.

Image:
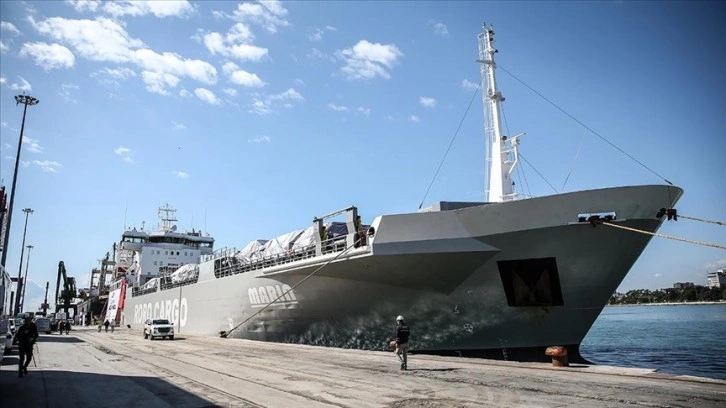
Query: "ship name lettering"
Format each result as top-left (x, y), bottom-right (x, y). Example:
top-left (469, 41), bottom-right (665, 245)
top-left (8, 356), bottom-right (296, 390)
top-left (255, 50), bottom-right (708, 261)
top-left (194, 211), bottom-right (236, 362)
top-left (134, 297), bottom-right (188, 326)
top-left (248, 284), bottom-right (297, 307)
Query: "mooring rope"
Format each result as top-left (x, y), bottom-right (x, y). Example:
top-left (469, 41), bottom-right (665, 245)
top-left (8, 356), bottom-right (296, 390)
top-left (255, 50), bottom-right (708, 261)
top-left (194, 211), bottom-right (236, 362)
top-left (677, 214), bottom-right (725, 226)
top-left (220, 236), bottom-right (362, 338)
top-left (601, 222), bottom-right (726, 250)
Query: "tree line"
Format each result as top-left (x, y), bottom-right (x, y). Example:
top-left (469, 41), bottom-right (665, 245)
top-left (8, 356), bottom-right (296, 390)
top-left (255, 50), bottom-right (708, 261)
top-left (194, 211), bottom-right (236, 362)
top-left (609, 286), bottom-right (726, 305)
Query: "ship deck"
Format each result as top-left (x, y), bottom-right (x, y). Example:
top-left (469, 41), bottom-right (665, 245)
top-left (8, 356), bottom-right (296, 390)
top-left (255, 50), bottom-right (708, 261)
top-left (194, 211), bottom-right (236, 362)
top-left (1, 326), bottom-right (723, 407)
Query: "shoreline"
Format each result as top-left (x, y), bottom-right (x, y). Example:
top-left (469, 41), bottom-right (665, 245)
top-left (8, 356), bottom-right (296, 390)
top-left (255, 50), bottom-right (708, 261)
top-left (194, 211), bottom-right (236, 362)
top-left (607, 301), bottom-right (725, 307)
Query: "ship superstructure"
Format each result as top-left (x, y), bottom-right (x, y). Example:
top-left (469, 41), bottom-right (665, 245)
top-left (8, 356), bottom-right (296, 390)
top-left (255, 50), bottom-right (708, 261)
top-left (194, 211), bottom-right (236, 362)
top-left (116, 204), bottom-right (213, 287)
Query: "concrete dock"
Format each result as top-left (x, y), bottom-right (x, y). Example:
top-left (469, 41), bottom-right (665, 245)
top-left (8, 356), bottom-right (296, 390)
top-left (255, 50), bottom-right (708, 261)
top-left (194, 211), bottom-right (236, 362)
top-left (1, 327), bottom-right (724, 407)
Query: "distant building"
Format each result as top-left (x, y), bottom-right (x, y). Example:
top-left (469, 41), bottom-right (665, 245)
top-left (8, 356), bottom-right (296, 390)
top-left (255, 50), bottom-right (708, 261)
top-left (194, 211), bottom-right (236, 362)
top-left (706, 269), bottom-right (726, 289)
top-left (673, 282), bottom-right (695, 289)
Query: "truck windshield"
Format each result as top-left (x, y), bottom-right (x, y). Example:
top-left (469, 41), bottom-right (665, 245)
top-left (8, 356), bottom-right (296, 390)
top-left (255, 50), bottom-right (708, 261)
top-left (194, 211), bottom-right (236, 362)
top-left (153, 319), bottom-right (170, 325)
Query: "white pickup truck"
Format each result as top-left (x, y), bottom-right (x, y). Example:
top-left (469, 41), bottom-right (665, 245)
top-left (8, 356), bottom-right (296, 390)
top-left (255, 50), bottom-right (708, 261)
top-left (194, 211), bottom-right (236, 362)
top-left (143, 319), bottom-right (174, 340)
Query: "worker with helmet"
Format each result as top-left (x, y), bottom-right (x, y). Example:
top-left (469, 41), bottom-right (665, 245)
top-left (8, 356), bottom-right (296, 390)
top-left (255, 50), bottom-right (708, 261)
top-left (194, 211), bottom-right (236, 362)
top-left (392, 315), bottom-right (410, 370)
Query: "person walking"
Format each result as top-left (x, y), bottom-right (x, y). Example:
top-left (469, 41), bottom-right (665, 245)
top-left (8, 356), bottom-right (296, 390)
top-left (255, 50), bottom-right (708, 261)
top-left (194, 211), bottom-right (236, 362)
top-left (104, 319), bottom-right (110, 332)
top-left (392, 315), bottom-right (410, 370)
top-left (14, 316), bottom-right (39, 378)
top-left (65, 320), bottom-right (70, 335)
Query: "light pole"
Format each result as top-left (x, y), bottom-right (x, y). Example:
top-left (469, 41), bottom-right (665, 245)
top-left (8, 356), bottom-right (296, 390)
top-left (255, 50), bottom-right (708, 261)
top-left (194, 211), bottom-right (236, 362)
top-left (1, 94), bottom-right (39, 269)
top-left (20, 244), bottom-right (33, 312)
top-left (13, 207), bottom-right (33, 314)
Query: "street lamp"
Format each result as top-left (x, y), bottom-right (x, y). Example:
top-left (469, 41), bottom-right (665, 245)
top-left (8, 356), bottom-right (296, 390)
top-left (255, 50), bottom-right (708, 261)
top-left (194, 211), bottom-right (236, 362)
top-left (14, 207), bottom-right (33, 314)
top-left (0, 94), bottom-right (39, 269)
top-left (20, 244), bottom-right (33, 312)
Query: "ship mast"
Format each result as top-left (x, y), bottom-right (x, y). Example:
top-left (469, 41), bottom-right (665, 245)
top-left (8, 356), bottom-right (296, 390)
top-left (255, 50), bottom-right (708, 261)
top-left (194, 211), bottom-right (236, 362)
top-left (478, 23), bottom-right (521, 202)
top-left (158, 204), bottom-right (178, 232)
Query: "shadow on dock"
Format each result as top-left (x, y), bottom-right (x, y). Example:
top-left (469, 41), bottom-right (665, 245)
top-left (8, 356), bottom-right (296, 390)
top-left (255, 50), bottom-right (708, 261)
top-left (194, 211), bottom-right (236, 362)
top-left (2, 334), bottom-right (215, 407)
top-left (0, 367), bottom-right (217, 408)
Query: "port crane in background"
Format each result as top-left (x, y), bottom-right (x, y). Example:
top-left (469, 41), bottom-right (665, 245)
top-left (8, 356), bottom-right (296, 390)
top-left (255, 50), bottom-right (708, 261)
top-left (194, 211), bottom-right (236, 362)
top-left (55, 261), bottom-right (77, 317)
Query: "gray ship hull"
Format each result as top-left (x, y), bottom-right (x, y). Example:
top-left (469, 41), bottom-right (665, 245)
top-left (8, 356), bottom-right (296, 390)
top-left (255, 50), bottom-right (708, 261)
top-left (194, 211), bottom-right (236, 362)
top-left (122, 185), bottom-right (682, 361)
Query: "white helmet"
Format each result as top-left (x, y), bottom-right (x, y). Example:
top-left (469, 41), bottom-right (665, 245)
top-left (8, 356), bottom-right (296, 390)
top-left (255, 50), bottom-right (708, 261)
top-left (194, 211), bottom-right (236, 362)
top-left (396, 315), bottom-right (404, 322)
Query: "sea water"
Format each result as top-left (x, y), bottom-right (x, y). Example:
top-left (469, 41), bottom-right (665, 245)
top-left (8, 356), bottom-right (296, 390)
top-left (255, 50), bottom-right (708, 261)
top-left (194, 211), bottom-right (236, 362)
top-left (580, 304), bottom-right (726, 380)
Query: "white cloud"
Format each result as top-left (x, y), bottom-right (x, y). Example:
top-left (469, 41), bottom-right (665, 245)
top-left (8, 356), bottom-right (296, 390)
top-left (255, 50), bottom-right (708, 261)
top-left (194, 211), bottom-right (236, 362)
top-left (295, 78), bottom-right (305, 86)
top-left (140, 71), bottom-right (180, 94)
top-left (461, 79), bottom-right (479, 91)
top-left (1, 21), bottom-right (20, 35)
top-left (248, 88), bottom-right (303, 115)
top-left (172, 121), bottom-right (186, 130)
top-left (0, 40), bottom-right (7, 53)
top-left (248, 135), bottom-right (271, 143)
top-left (327, 103), bottom-right (348, 112)
top-left (337, 40), bottom-right (403, 80)
top-left (308, 27), bottom-right (324, 41)
top-left (308, 26), bottom-right (336, 41)
top-left (9, 76), bottom-right (32, 91)
top-left (114, 146), bottom-right (133, 163)
top-left (409, 115), bottom-right (420, 123)
top-left (654, 273), bottom-right (663, 277)
top-left (222, 62), bottom-right (265, 87)
top-left (92, 67), bottom-right (136, 85)
top-left (705, 259), bottom-right (726, 270)
top-left (101, 67), bottom-right (136, 80)
top-left (223, 88), bottom-right (237, 96)
top-left (1, 121), bottom-right (7, 127)
top-left (249, 99), bottom-right (271, 115)
top-left (171, 170), bottom-right (189, 178)
top-left (201, 24), bottom-right (268, 62)
top-left (133, 48), bottom-right (217, 85)
top-left (307, 47), bottom-right (334, 62)
top-left (67, 0), bottom-right (195, 18)
top-left (31, 16), bottom-right (144, 63)
top-left (357, 106), bottom-right (371, 115)
top-left (179, 89), bottom-right (191, 97)
top-left (30, 15), bottom-right (217, 94)
top-left (19, 42), bottom-right (76, 70)
top-left (58, 83), bottom-right (79, 103)
top-left (194, 88), bottom-right (220, 105)
top-left (0, 75), bottom-right (5, 84)
top-left (430, 20), bottom-right (448, 36)
top-left (32, 160), bottom-right (62, 173)
top-left (269, 88), bottom-right (303, 101)
top-left (419, 96), bottom-right (437, 108)
top-left (22, 136), bottom-right (43, 153)
top-left (228, 0), bottom-right (289, 33)
top-left (384, 115), bottom-right (394, 121)
top-left (65, 0), bottom-right (101, 13)
top-left (103, 1), bottom-right (195, 18)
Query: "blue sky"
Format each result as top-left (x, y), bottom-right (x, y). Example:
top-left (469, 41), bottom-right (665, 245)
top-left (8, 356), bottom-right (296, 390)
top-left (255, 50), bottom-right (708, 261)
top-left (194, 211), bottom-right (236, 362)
top-left (0, 1), bottom-right (724, 311)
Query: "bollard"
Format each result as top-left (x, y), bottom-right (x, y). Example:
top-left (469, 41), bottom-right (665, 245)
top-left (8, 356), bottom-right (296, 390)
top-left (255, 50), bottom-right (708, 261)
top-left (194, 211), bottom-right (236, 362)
top-left (545, 346), bottom-right (569, 367)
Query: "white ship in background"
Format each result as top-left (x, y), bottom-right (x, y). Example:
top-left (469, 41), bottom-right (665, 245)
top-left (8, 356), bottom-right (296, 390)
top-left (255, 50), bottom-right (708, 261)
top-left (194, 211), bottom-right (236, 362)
top-left (114, 204), bottom-right (214, 289)
top-left (108, 25), bottom-right (682, 362)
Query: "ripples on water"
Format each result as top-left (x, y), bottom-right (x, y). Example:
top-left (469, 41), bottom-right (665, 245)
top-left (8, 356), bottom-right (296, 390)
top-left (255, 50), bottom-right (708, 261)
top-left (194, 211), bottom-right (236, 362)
top-left (580, 304), bottom-right (726, 380)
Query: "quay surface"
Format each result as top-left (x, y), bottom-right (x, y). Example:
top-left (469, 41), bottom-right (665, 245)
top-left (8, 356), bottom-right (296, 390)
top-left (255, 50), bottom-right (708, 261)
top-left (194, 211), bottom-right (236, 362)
top-left (1, 327), bottom-right (724, 407)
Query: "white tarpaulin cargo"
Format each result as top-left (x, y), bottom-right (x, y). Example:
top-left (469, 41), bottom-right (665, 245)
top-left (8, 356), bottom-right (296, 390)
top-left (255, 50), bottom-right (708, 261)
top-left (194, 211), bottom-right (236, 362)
top-left (261, 229), bottom-right (304, 258)
top-left (170, 264), bottom-right (199, 283)
top-left (236, 240), bottom-right (267, 263)
top-left (291, 225), bottom-right (316, 251)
